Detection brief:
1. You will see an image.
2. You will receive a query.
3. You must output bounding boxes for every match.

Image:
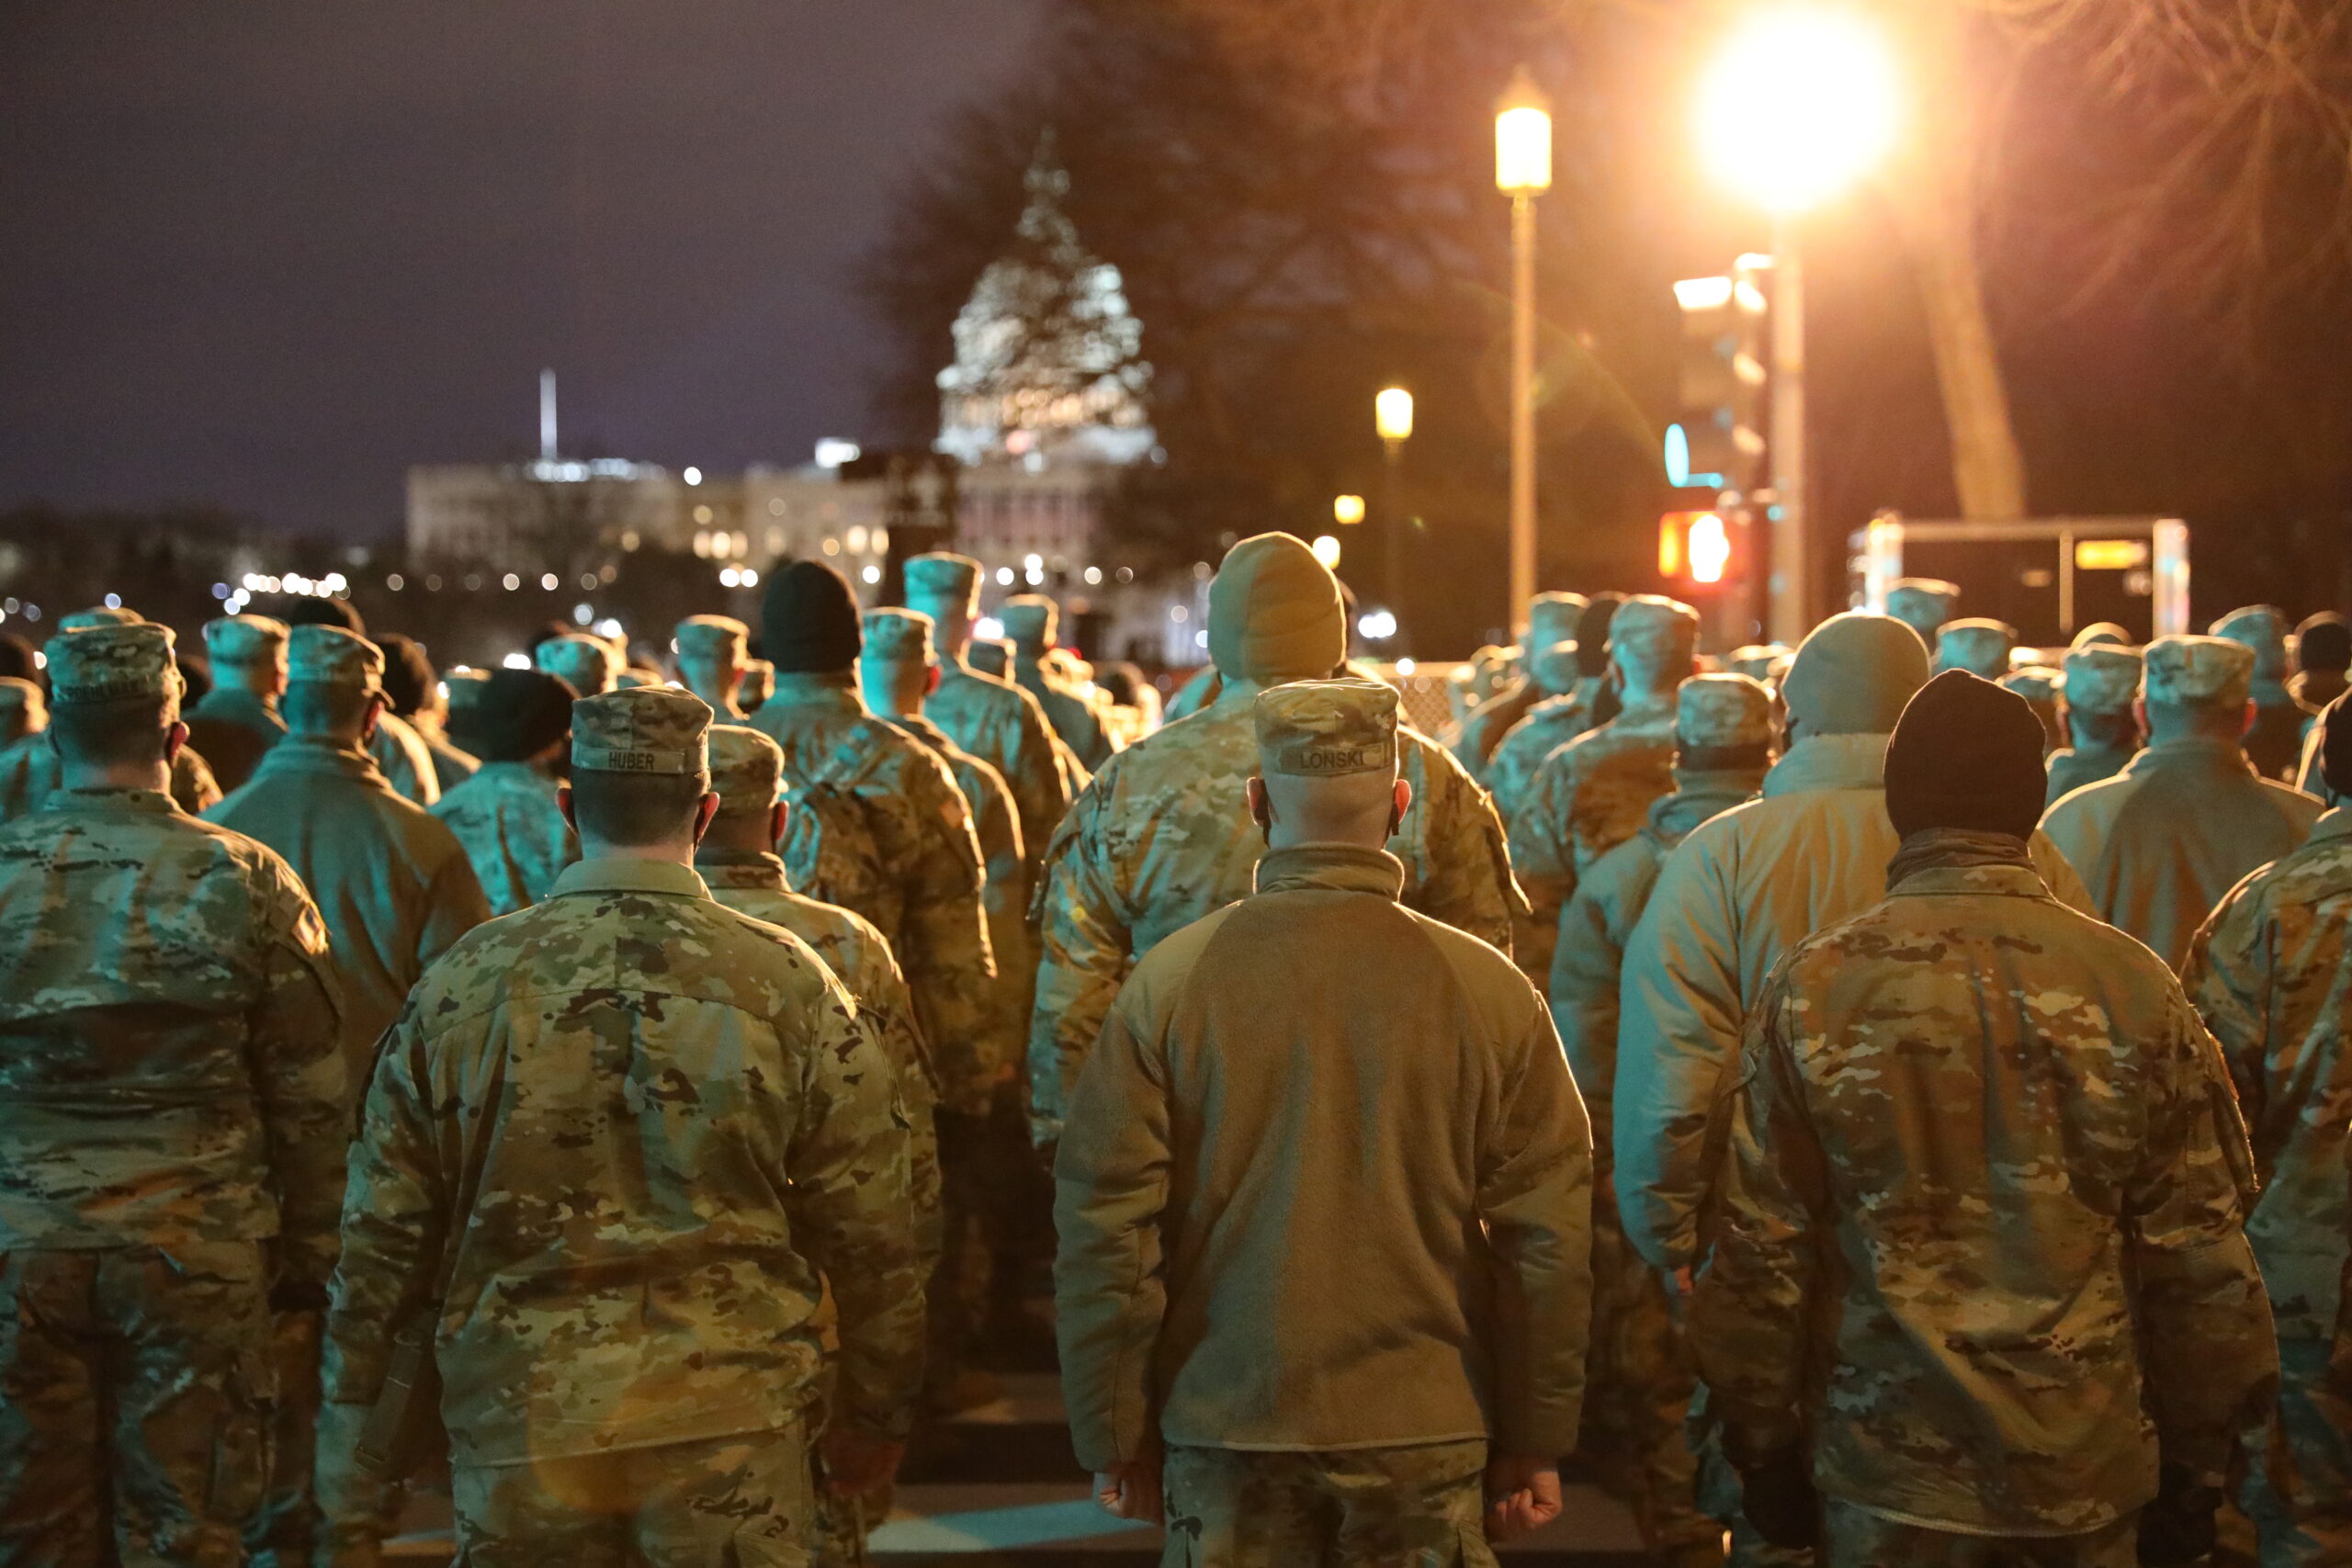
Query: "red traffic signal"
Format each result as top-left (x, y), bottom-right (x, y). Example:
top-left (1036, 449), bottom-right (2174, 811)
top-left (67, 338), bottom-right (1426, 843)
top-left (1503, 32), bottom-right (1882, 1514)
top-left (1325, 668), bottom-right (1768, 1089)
top-left (1660, 511), bottom-right (1736, 586)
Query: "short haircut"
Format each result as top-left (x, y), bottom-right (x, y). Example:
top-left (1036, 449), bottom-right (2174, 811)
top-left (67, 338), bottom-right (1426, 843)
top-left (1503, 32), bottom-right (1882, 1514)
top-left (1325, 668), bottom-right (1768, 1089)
top-left (281, 682), bottom-right (377, 736)
top-left (374, 634), bottom-right (437, 716)
top-left (1678, 740), bottom-right (1773, 773)
top-left (2071, 708), bottom-right (2139, 750)
top-left (568, 769), bottom-right (711, 848)
top-left (48, 697), bottom-right (175, 768)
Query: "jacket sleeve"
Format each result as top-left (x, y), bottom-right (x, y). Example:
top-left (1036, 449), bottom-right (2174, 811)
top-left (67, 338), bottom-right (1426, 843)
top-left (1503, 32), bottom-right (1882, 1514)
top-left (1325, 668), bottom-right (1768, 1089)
top-left (2028, 828), bottom-right (2097, 916)
top-left (1613, 825), bottom-right (1747, 1271)
top-left (856, 942), bottom-right (945, 1273)
top-left (1477, 995), bottom-right (1594, 1459)
top-left (786, 987), bottom-right (927, 1441)
top-left (322, 1010), bottom-right (444, 1403)
top-left (1506, 748), bottom-right (1580, 987)
top-left (1002, 699), bottom-right (1074, 876)
top-left (1027, 788), bottom-right (1130, 1145)
top-left (1688, 978), bottom-right (1826, 1461)
top-left (2181, 877), bottom-right (2275, 1134)
top-left (897, 752), bottom-right (1000, 1112)
top-left (1549, 853), bottom-right (1636, 1166)
top-left (2126, 995), bottom-right (2278, 1483)
top-left (1053, 996), bottom-right (1171, 1472)
top-left (1403, 740), bottom-right (1525, 957)
top-left (247, 863), bottom-right (351, 1290)
top-left (416, 844), bottom-right (492, 976)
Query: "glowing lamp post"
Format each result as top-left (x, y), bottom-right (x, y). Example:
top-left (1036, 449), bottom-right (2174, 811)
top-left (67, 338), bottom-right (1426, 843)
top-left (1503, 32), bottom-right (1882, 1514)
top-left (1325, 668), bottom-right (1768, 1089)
top-left (1374, 388), bottom-right (1414, 648)
top-left (1333, 493), bottom-right (1367, 526)
top-left (1496, 69), bottom-right (1552, 642)
top-left (1698, 8), bottom-right (1897, 640)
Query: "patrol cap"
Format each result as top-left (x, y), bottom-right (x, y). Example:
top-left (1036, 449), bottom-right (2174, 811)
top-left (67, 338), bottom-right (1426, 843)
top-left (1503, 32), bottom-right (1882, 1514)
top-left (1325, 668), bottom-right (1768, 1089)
top-left (1934, 618), bottom-right (2017, 679)
top-left (537, 634), bottom-right (621, 697)
top-left (1885, 578), bottom-right (1960, 619)
top-left (286, 625), bottom-right (382, 689)
top-left (1254, 678), bottom-right (1398, 778)
top-left (968, 637), bottom-right (1013, 679)
top-left (47, 623), bottom-right (177, 705)
top-left (1526, 592), bottom-right (1589, 653)
top-left (903, 552), bottom-right (983, 609)
top-left (2071, 622), bottom-right (2133, 649)
top-left (2000, 665), bottom-right (2059, 704)
top-left (571, 686), bottom-right (713, 776)
top-left (1676, 672), bottom-right (1774, 750)
top-left (615, 667), bottom-right (665, 690)
top-left (673, 615), bottom-right (749, 661)
top-left (202, 615), bottom-right (290, 667)
top-left (738, 659), bottom-right (775, 710)
top-left (2143, 634), bottom-right (2254, 709)
top-left (862, 607), bottom-right (936, 665)
top-left (1726, 644), bottom-right (1793, 682)
top-left (2060, 646), bottom-right (2142, 716)
top-left (707, 723), bottom-right (785, 814)
top-left (1608, 595), bottom-right (1701, 660)
top-left (59, 605), bottom-right (144, 631)
top-left (1530, 639), bottom-right (1580, 696)
top-left (999, 595), bottom-right (1058, 653)
top-left (2211, 604), bottom-right (2290, 679)
top-left (0, 676), bottom-right (46, 728)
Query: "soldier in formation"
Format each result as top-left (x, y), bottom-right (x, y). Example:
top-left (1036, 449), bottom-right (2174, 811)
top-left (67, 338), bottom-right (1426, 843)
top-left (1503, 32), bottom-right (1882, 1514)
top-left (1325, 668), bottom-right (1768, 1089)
top-left (375, 632), bottom-right (480, 788)
top-left (998, 594), bottom-right (1115, 771)
top-left (429, 666), bottom-right (579, 916)
top-left (673, 613), bottom-right (751, 718)
top-left (2214, 604), bottom-right (2308, 781)
top-left (187, 613), bottom-right (289, 792)
top-left (1450, 589), bottom-right (1589, 781)
top-left (2045, 640), bottom-right (2143, 804)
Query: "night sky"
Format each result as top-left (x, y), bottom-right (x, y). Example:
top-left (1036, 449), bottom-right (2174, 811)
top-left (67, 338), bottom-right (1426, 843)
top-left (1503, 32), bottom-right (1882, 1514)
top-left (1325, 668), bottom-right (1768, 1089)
top-left (0, 1), bottom-right (1044, 540)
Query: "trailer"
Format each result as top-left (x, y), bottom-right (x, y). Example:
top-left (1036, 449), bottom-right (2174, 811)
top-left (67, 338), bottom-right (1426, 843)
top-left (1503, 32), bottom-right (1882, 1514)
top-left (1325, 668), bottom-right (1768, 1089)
top-left (1850, 513), bottom-right (2191, 645)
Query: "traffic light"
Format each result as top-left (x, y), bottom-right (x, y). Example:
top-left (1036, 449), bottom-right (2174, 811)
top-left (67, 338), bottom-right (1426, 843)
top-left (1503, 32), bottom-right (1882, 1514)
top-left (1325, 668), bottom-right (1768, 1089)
top-left (1660, 510), bottom-right (1738, 586)
top-left (1668, 257), bottom-right (1770, 491)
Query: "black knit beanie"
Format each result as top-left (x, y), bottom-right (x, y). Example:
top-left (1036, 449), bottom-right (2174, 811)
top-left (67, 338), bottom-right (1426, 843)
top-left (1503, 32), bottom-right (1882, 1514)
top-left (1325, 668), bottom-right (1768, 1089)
top-left (373, 633), bottom-right (437, 718)
top-left (1885, 670), bottom-right (2048, 840)
top-left (468, 669), bottom-right (576, 762)
top-left (760, 560), bottom-right (863, 673)
top-left (2299, 613), bottom-right (2352, 677)
top-left (2322, 693), bottom-right (2352, 798)
top-left (1574, 593), bottom-right (1625, 679)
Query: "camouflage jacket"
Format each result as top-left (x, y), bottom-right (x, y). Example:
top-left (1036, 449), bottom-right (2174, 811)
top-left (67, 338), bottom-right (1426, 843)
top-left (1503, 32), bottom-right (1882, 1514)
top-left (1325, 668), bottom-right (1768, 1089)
top-left (2041, 737), bottom-right (2323, 972)
top-left (1547, 767), bottom-right (1759, 1179)
top-left (0, 734), bottom-right (221, 820)
top-left (2185, 807), bottom-right (2352, 1340)
top-left (748, 678), bottom-right (996, 1099)
top-left (1450, 676), bottom-right (1542, 782)
top-left (1013, 655), bottom-right (1115, 773)
top-left (923, 660), bottom-right (1075, 870)
top-left (184, 685), bottom-right (286, 794)
top-left (1055, 844), bottom-right (1590, 1468)
top-left (368, 711), bottom-right (440, 807)
top-left (1509, 693), bottom-right (1679, 985)
top-left (1691, 829), bottom-right (2274, 1531)
top-left (430, 760), bottom-right (577, 918)
top-left (322, 857), bottom-right (924, 1465)
top-left (1028, 686), bottom-right (1526, 1142)
top-left (1481, 688), bottom-right (1598, 835)
top-left (0, 787), bottom-right (346, 1284)
top-left (700, 849), bottom-right (943, 1262)
top-left (2043, 740), bottom-right (2135, 808)
top-left (420, 725), bottom-right (481, 790)
top-left (208, 737), bottom-right (491, 1086)
top-left (1615, 732), bottom-right (2095, 1272)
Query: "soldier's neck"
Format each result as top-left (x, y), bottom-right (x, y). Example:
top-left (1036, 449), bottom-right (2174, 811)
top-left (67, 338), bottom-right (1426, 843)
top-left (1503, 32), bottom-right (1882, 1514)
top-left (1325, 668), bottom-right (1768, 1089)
top-left (60, 754), bottom-right (171, 794)
top-left (769, 671), bottom-right (861, 703)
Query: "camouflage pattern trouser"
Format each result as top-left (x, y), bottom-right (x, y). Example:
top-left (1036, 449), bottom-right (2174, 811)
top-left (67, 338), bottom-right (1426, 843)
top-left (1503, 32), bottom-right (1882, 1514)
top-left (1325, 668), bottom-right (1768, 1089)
top-left (2245, 1338), bottom-right (2352, 1566)
top-left (1819, 1497), bottom-right (2136, 1566)
top-left (1582, 1190), bottom-right (1718, 1557)
top-left (249, 1309), bottom-right (322, 1568)
top-left (0, 1238), bottom-right (276, 1568)
top-left (450, 1425), bottom-right (815, 1567)
top-left (1159, 1439), bottom-right (1498, 1568)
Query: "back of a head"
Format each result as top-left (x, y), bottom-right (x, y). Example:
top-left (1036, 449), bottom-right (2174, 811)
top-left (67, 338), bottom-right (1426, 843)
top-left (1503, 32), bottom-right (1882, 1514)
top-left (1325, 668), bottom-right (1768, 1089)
top-left (44, 624), bottom-right (181, 769)
top-left (1885, 578), bottom-right (1960, 642)
top-left (1253, 677), bottom-right (1399, 847)
top-left (759, 560), bottom-right (862, 674)
top-left (1573, 593), bottom-right (1626, 680)
top-left (374, 633), bottom-right (438, 717)
top-left (2320, 694), bottom-right (2352, 798)
top-left (2210, 605), bottom-right (2290, 682)
top-left (538, 633), bottom-right (622, 698)
top-left (1780, 613), bottom-right (1931, 738)
top-left (2143, 635), bottom-right (2255, 731)
top-left (1530, 640), bottom-right (1580, 698)
top-left (1206, 533), bottom-right (1345, 684)
top-left (569, 686), bottom-right (715, 850)
top-left (1933, 618), bottom-right (2017, 680)
top-left (1675, 672), bottom-right (1775, 771)
top-left (1608, 595), bottom-right (1700, 683)
top-left (202, 615), bottom-right (290, 681)
top-left (466, 668), bottom-right (577, 763)
top-left (903, 553), bottom-right (982, 619)
top-left (1525, 592), bottom-right (1589, 656)
top-left (1884, 671), bottom-right (2047, 842)
top-left (2062, 645), bottom-right (2143, 725)
top-left (2295, 612), bottom-right (2352, 677)
top-left (1000, 595), bottom-right (1060, 657)
top-left (264, 594), bottom-right (366, 636)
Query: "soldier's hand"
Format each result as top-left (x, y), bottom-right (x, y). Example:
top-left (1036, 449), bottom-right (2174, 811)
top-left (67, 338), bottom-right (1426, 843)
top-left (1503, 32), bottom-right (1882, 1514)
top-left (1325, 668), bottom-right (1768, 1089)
top-left (821, 1427), bottom-right (907, 1497)
top-left (1483, 1454), bottom-right (1562, 1541)
top-left (1094, 1459), bottom-right (1162, 1522)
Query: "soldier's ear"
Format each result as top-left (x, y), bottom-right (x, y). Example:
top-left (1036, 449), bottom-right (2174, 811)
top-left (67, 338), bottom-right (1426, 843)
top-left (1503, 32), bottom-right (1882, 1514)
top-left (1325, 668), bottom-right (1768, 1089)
top-left (925, 665), bottom-right (943, 698)
top-left (556, 785), bottom-right (577, 832)
top-left (768, 798), bottom-right (789, 849)
top-left (360, 692), bottom-right (388, 744)
top-left (692, 792), bottom-right (722, 846)
top-left (164, 720), bottom-right (188, 764)
top-left (1245, 774), bottom-right (1270, 828)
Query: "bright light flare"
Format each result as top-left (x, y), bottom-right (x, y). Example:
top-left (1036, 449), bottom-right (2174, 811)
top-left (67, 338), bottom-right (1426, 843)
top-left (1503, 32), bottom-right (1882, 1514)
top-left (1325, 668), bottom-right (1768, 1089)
top-left (1358, 609), bottom-right (1398, 641)
top-left (1311, 534), bottom-right (1342, 570)
top-left (1495, 72), bottom-right (1553, 196)
top-left (1333, 493), bottom-right (1366, 525)
top-left (1698, 8), bottom-right (1899, 214)
top-left (1690, 513), bottom-right (1732, 583)
top-left (1374, 387), bottom-right (1414, 444)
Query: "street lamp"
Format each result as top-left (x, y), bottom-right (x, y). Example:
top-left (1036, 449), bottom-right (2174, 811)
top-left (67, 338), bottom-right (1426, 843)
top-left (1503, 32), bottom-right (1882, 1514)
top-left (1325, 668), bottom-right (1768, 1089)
top-left (1496, 69), bottom-right (1552, 643)
top-left (1333, 493), bottom-right (1366, 526)
top-left (1374, 388), bottom-right (1414, 646)
top-left (1698, 8), bottom-right (1897, 641)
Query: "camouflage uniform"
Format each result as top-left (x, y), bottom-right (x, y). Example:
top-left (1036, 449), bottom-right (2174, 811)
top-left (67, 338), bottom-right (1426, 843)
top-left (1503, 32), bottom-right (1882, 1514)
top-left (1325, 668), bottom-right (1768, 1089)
top-left (746, 674), bottom-right (996, 1107)
top-left (0, 722), bottom-right (227, 821)
top-left (366, 713), bottom-right (439, 808)
top-left (2045, 644), bottom-right (2143, 807)
top-left (322, 688), bottom-right (924, 1568)
top-left (0, 623), bottom-right (346, 1568)
top-left (999, 595), bottom-right (1115, 772)
top-left (1693, 827), bottom-right (2276, 1560)
top-left (430, 760), bottom-right (575, 917)
top-left (536, 633), bottom-right (621, 698)
top-left (1931, 616), bottom-right (2016, 679)
top-left (1057, 681), bottom-right (1589, 1568)
top-left (2041, 636), bottom-right (2323, 971)
top-left (899, 558), bottom-right (1074, 874)
top-left (1450, 592), bottom-right (1588, 781)
top-left (187, 615), bottom-right (290, 793)
top-left (1548, 677), bottom-right (1771, 1561)
top-left (1883, 576), bottom-right (1960, 649)
top-left (1480, 653), bottom-right (1599, 833)
top-left (2185, 805), bottom-right (2352, 1565)
top-left (674, 615), bottom-right (750, 719)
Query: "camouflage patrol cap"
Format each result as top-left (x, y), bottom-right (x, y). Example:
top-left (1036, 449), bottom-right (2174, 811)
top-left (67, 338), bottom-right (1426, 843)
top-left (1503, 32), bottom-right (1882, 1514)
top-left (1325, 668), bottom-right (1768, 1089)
top-left (1677, 672), bottom-right (1774, 750)
top-left (1530, 640), bottom-right (1580, 695)
top-left (537, 634), bottom-right (621, 697)
top-left (1934, 618), bottom-right (2018, 679)
top-left (903, 551), bottom-right (983, 608)
top-left (2211, 604), bottom-right (2290, 679)
top-left (614, 666), bottom-right (665, 690)
top-left (1526, 592), bottom-right (1589, 651)
top-left (862, 607), bottom-right (936, 665)
top-left (738, 659), bottom-right (774, 711)
top-left (2062, 645), bottom-right (2145, 716)
top-left (286, 624), bottom-right (383, 689)
top-left (2000, 665), bottom-right (2059, 704)
top-left (2143, 635), bottom-right (2254, 708)
top-left (1886, 578), bottom-right (1960, 619)
top-left (0, 676), bottom-right (45, 728)
top-left (706, 723), bottom-right (786, 814)
top-left (1255, 678), bottom-right (1398, 778)
top-left (59, 605), bottom-right (143, 631)
top-left (2072, 622), bottom-right (2133, 649)
top-left (673, 615), bottom-right (749, 661)
top-left (201, 615), bottom-right (290, 667)
top-left (46, 623), bottom-right (176, 705)
top-left (572, 686), bottom-right (714, 776)
top-left (999, 595), bottom-right (1059, 652)
top-left (1727, 643), bottom-right (1793, 682)
top-left (1608, 595), bottom-right (1702, 660)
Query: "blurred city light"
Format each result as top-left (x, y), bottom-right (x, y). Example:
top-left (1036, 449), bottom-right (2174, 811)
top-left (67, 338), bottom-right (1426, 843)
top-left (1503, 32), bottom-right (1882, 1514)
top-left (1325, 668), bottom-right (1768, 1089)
top-left (813, 438), bottom-right (862, 469)
top-left (1698, 7), bottom-right (1899, 213)
top-left (1374, 388), bottom-right (1415, 445)
top-left (683, 466), bottom-right (703, 486)
top-left (1358, 609), bottom-right (1398, 641)
top-left (1311, 534), bottom-right (1342, 569)
top-left (1494, 73), bottom-right (1553, 196)
top-left (1690, 512), bottom-right (1732, 583)
top-left (1333, 493), bottom-right (1366, 525)
top-left (502, 652), bottom-right (531, 670)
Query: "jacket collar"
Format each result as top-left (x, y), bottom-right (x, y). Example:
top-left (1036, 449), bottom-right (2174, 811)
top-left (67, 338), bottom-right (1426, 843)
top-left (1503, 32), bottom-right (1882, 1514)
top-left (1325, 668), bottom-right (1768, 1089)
top-left (764, 674), bottom-right (864, 716)
top-left (1650, 768), bottom-right (1765, 837)
top-left (693, 849), bottom-right (788, 891)
top-left (251, 735), bottom-right (386, 784)
top-left (1253, 842), bottom-right (1407, 900)
top-left (2123, 736), bottom-right (2256, 781)
top-left (1761, 731), bottom-right (1889, 798)
top-left (549, 856), bottom-right (710, 901)
top-left (1885, 828), bottom-right (2048, 898)
top-left (48, 785), bottom-right (178, 816)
